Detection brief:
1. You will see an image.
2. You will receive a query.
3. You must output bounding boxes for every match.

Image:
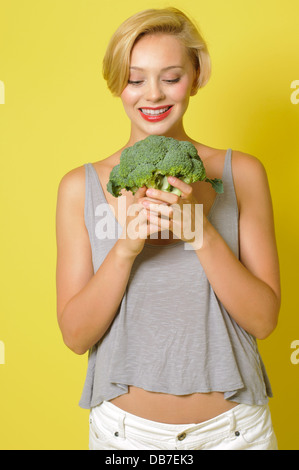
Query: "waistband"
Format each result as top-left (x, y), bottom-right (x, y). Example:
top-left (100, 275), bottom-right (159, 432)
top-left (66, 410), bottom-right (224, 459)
top-left (91, 400), bottom-right (268, 445)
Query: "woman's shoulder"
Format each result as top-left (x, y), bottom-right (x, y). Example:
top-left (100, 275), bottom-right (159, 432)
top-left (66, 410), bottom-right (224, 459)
top-left (195, 141), bottom-right (267, 180)
top-left (56, 166), bottom-right (86, 221)
top-left (57, 154), bottom-right (115, 211)
top-left (57, 164), bottom-right (86, 205)
top-left (230, 150), bottom-right (270, 212)
top-left (194, 142), bottom-right (269, 209)
top-left (196, 141), bottom-right (263, 164)
top-left (57, 150), bottom-right (123, 209)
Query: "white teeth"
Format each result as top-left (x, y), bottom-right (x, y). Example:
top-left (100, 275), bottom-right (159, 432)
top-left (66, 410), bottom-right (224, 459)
top-left (140, 106), bottom-right (171, 116)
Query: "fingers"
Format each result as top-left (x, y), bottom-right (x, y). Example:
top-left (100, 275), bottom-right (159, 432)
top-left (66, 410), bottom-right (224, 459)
top-left (142, 200), bottom-right (174, 219)
top-left (167, 177), bottom-right (193, 198)
top-left (145, 187), bottom-right (180, 205)
top-left (134, 186), bottom-right (147, 200)
top-left (146, 210), bottom-right (173, 232)
top-left (126, 199), bottom-right (168, 239)
top-left (144, 177), bottom-right (193, 202)
top-left (131, 180), bottom-right (194, 240)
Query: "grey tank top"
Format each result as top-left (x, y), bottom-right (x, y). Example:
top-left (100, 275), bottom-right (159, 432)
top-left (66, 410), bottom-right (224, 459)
top-left (79, 148), bottom-right (273, 409)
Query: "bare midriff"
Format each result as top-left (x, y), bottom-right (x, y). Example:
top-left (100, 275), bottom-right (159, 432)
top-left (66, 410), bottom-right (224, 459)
top-left (110, 386), bottom-right (238, 425)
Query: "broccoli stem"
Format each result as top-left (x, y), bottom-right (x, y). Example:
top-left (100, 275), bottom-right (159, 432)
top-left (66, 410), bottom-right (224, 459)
top-left (161, 175), bottom-right (171, 192)
top-left (147, 175), bottom-right (182, 196)
top-left (161, 175), bottom-right (182, 196)
top-left (170, 187), bottom-right (182, 196)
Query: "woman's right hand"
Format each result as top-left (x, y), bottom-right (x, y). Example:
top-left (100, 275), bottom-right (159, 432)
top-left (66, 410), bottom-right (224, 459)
top-left (116, 187), bottom-right (153, 258)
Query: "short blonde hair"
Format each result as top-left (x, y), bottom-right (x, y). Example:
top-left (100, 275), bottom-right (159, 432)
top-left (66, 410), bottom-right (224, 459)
top-left (103, 7), bottom-right (211, 96)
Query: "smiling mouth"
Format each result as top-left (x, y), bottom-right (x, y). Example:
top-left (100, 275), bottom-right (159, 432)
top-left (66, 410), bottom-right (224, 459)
top-left (138, 105), bottom-right (174, 122)
top-left (139, 106), bottom-right (173, 116)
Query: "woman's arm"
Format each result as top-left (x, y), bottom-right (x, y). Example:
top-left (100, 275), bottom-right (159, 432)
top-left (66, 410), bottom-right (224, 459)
top-left (194, 152), bottom-right (281, 339)
top-left (56, 167), bottom-right (147, 355)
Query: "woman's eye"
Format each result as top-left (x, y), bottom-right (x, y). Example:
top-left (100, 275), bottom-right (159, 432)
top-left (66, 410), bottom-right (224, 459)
top-left (128, 78), bottom-right (181, 86)
top-left (128, 80), bottom-right (143, 86)
top-left (164, 78), bottom-right (181, 84)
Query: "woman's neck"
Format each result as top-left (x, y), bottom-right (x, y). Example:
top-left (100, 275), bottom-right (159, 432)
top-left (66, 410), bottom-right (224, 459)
top-left (126, 124), bottom-right (191, 146)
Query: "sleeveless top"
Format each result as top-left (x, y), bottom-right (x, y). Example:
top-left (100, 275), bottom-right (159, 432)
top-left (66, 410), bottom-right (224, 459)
top-left (79, 149), bottom-right (273, 409)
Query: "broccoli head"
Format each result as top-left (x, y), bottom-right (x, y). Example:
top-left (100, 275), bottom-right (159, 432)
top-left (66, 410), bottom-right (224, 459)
top-left (107, 135), bottom-right (223, 197)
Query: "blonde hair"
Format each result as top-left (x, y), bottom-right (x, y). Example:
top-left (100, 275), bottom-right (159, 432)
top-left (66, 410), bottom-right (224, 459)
top-left (103, 7), bottom-right (211, 96)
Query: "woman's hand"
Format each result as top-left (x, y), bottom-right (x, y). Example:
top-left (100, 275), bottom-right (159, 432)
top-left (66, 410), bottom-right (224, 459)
top-left (118, 186), bottom-right (164, 258)
top-left (140, 176), bottom-right (204, 249)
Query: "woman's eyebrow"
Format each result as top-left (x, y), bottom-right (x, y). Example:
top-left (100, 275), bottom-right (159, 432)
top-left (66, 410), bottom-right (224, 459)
top-left (129, 66), bottom-right (184, 71)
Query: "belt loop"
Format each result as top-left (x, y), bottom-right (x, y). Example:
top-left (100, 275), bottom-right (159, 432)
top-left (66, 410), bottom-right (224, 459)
top-left (118, 413), bottom-right (126, 439)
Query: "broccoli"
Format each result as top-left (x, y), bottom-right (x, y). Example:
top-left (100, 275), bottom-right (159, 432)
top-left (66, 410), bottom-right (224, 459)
top-left (107, 135), bottom-right (223, 197)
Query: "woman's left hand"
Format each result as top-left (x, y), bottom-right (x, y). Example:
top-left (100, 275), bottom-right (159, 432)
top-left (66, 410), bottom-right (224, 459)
top-left (140, 176), bottom-right (204, 249)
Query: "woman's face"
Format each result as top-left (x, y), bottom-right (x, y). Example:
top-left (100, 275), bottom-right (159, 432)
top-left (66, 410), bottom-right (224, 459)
top-left (121, 33), bottom-right (197, 140)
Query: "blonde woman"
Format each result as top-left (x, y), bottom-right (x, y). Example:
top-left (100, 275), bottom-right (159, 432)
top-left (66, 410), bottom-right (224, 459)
top-left (56, 8), bottom-right (280, 450)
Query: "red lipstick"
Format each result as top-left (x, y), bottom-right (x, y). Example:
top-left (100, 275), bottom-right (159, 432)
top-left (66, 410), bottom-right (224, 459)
top-left (139, 105), bottom-right (173, 122)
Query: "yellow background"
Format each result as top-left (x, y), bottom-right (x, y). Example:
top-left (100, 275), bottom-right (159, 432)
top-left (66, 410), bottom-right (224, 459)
top-left (0, 0), bottom-right (298, 450)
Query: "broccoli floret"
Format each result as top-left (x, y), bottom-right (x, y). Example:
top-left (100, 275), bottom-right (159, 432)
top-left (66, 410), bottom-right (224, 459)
top-left (107, 135), bottom-right (223, 197)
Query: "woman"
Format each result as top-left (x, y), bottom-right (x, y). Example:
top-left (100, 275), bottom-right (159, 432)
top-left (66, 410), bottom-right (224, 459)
top-left (56, 8), bottom-right (280, 450)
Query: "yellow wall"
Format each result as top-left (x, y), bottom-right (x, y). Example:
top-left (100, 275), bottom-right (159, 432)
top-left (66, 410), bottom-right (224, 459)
top-left (0, 0), bottom-right (298, 450)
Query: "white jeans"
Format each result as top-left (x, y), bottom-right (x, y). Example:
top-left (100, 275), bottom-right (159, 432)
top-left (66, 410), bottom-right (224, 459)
top-left (89, 400), bottom-right (278, 450)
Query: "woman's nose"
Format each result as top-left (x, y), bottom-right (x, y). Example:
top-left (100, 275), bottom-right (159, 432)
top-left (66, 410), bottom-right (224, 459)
top-left (144, 79), bottom-right (166, 102)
